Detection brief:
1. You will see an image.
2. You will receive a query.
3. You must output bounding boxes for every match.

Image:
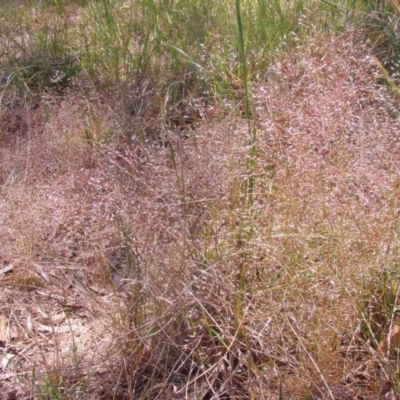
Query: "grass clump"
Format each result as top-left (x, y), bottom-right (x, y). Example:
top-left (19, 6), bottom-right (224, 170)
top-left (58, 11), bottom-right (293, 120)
top-left (3, 1), bottom-right (400, 399)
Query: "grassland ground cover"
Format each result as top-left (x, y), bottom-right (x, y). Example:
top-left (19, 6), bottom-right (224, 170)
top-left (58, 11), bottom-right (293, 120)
top-left (2, 0), bottom-right (400, 398)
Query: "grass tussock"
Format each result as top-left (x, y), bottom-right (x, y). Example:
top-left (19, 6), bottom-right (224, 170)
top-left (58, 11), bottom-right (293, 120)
top-left (2, 0), bottom-right (400, 399)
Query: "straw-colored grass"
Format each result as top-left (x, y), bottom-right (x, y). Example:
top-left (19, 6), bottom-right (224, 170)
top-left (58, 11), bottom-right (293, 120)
top-left (2, 0), bottom-right (400, 399)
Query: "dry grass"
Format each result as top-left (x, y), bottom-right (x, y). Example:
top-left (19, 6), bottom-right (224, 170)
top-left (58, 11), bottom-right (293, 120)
top-left (2, 20), bottom-right (400, 399)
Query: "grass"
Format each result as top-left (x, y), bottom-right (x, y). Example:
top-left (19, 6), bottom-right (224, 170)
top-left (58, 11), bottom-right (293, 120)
top-left (2, 0), bottom-right (400, 399)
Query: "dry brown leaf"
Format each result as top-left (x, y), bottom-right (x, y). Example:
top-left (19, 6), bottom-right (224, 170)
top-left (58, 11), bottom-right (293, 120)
top-left (37, 311), bottom-right (66, 326)
top-left (379, 325), bottom-right (400, 356)
top-left (390, 0), bottom-right (400, 17)
top-left (26, 314), bottom-right (34, 337)
top-left (379, 380), bottom-right (393, 399)
top-left (0, 353), bottom-right (14, 369)
top-left (36, 324), bottom-right (70, 333)
top-left (14, 272), bottom-right (46, 288)
top-left (33, 263), bottom-right (52, 284)
top-left (0, 264), bottom-right (13, 276)
top-left (0, 314), bottom-right (7, 345)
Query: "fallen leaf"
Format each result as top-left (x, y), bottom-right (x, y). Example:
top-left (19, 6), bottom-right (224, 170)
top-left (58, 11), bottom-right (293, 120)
top-left (379, 325), bottom-right (400, 356)
top-left (37, 311), bottom-right (66, 326)
top-left (0, 315), bottom-right (7, 345)
top-left (0, 264), bottom-right (13, 276)
top-left (0, 353), bottom-right (14, 369)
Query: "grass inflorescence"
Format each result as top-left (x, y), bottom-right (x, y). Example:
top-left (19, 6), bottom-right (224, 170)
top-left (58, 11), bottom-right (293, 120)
top-left (2, 0), bottom-right (400, 399)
